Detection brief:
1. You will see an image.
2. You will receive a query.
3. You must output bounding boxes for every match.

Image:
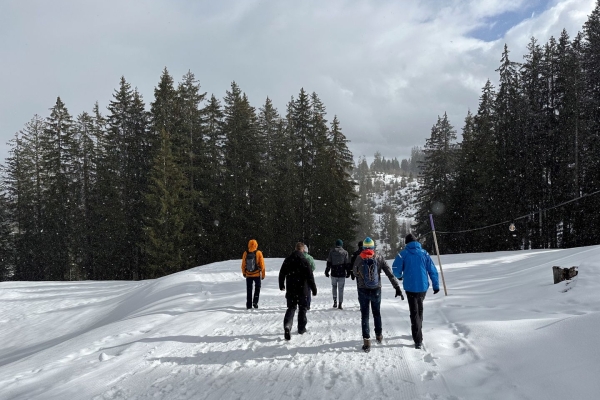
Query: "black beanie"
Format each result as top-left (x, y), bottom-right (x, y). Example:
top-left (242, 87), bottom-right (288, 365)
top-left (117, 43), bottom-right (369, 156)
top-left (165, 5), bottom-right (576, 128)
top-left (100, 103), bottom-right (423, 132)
top-left (405, 233), bottom-right (416, 244)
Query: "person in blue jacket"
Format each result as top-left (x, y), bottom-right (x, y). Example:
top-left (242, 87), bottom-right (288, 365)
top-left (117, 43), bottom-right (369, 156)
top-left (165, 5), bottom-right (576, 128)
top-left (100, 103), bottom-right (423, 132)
top-left (392, 233), bottom-right (440, 349)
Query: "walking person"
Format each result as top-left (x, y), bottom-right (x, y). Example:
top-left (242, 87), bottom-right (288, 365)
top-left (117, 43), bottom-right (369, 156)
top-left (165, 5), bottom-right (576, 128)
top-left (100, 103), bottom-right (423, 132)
top-left (353, 236), bottom-right (404, 353)
top-left (303, 245), bottom-right (316, 310)
top-left (241, 239), bottom-right (266, 309)
top-left (279, 242), bottom-right (317, 340)
top-left (325, 239), bottom-right (350, 309)
top-left (392, 233), bottom-right (440, 349)
top-left (348, 241), bottom-right (363, 281)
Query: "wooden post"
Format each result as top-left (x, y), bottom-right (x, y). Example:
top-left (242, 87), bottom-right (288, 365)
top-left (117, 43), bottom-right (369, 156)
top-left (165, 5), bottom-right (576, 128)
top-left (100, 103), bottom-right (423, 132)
top-left (429, 214), bottom-right (448, 296)
top-left (552, 266), bottom-right (563, 284)
top-left (553, 266), bottom-right (579, 284)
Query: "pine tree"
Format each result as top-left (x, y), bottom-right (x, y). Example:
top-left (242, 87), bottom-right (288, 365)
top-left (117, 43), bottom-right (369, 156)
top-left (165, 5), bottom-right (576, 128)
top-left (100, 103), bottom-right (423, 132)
top-left (220, 82), bottom-right (261, 258)
top-left (141, 129), bottom-right (189, 278)
top-left (414, 112), bottom-right (457, 253)
top-left (198, 94), bottom-right (225, 262)
top-left (580, 1), bottom-right (600, 245)
top-left (40, 97), bottom-right (77, 280)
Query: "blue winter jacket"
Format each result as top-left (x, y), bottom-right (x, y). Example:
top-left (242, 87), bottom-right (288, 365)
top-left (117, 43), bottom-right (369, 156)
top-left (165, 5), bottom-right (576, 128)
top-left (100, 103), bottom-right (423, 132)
top-left (392, 241), bottom-right (440, 293)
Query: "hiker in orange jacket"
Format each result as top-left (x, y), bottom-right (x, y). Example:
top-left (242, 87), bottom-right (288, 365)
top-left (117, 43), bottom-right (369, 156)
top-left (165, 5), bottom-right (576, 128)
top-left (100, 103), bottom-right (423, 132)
top-left (241, 239), bottom-right (266, 309)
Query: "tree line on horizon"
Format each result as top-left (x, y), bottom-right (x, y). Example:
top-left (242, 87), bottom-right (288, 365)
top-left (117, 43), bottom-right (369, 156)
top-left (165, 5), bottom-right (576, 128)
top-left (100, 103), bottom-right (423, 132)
top-left (414, 3), bottom-right (600, 254)
top-left (0, 71), bottom-right (357, 281)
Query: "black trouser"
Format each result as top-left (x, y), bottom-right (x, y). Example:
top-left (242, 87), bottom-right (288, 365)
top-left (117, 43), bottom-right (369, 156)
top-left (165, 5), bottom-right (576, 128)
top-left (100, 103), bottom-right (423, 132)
top-left (283, 295), bottom-right (308, 332)
top-left (246, 276), bottom-right (261, 308)
top-left (406, 291), bottom-right (427, 344)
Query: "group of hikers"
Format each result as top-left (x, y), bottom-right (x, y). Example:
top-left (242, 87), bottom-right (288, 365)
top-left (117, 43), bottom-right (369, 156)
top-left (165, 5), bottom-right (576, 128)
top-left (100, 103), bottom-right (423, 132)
top-left (240, 234), bottom-right (440, 352)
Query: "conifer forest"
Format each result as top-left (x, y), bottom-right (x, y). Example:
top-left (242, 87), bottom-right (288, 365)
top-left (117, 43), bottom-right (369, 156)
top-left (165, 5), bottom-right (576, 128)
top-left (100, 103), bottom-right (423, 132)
top-left (2, 4), bottom-right (600, 281)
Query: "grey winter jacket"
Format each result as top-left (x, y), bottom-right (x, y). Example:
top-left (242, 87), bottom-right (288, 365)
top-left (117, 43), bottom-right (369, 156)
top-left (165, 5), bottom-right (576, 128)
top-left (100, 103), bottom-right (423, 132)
top-left (353, 252), bottom-right (400, 290)
top-left (326, 246), bottom-right (350, 277)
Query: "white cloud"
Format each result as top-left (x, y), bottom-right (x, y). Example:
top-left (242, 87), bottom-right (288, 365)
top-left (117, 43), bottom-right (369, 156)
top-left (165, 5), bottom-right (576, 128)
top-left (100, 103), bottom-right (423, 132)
top-left (0, 0), bottom-right (596, 163)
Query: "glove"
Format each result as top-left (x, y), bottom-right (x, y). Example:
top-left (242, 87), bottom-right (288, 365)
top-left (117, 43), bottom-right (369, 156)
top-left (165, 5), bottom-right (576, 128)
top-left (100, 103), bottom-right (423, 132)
top-left (312, 290), bottom-right (317, 296)
top-left (433, 288), bottom-right (440, 294)
top-left (345, 271), bottom-right (350, 278)
top-left (261, 276), bottom-right (264, 280)
top-left (325, 272), bottom-right (330, 278)
top-left (395, 287), bottom-right (404, 300)
top-left (280, 287), bottom-right (285, 291)
top-left (351, 272), bottom-right (355, 280)
top-left (243, 274), bottom-right (246, 278)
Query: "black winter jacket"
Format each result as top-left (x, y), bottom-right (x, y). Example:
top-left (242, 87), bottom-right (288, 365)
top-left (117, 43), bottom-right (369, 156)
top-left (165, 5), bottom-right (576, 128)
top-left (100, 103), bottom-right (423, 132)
top-left (279, 251), bottom-right (318, 299)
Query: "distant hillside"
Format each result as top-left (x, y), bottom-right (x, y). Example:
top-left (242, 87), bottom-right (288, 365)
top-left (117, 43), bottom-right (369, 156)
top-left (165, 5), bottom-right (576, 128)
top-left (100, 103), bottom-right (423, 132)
top-left (353, 166), bottom-right (421, 258)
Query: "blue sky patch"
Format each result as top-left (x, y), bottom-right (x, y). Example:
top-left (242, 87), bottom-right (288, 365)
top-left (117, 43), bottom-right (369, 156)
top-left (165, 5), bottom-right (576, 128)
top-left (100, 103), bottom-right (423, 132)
top-left (469, 0), bottom-right (551, 41)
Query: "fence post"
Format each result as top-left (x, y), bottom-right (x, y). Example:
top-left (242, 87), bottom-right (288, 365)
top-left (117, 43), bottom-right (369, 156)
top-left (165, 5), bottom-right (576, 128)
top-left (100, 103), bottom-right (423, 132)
top-left (429, 214), bottom-right (448, 296)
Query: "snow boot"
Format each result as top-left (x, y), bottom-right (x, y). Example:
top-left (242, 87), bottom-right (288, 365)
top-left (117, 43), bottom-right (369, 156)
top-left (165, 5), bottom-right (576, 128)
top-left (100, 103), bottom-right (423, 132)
top-left (338, 302), bottom-right (343, 310)
top-left (284, 328), bottom-right (291, 341)
top-left (376, 334), bottom-right (383, 344)
top-left (253, 303), bottom-right (258, 309)
top-left (415, 342), bottom-right (422, 349)
top-left (333, 300), bottom-right (337, 308)
top-left (362, 338), bottom-right (371, 353)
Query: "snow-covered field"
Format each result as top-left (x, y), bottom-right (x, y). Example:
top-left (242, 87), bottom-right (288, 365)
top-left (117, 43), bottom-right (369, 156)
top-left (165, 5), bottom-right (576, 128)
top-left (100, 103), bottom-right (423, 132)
top-left (1, 246), bottom-right (600, 400)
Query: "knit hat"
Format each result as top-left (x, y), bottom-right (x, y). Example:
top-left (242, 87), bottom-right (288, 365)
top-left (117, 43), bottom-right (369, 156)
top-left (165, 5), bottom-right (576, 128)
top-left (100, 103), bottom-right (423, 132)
top-left (405, 233), bottom-right (416, 244)
top-left (335, 239), bottom-right (343, 247)
top-left (304, 245), bottom-right (309, 253)
top-left (363, 237), bottom-right (374, 249)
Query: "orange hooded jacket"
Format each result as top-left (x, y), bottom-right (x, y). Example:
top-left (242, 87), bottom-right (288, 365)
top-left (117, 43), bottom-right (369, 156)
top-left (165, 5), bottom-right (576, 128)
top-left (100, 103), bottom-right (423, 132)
top-left (241, 239), bottom-right (266, 279)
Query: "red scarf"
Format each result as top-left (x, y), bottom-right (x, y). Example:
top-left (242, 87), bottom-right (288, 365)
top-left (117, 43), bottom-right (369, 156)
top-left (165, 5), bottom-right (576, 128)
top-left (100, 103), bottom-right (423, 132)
top-left (360, 249), bottom-right (375, 259)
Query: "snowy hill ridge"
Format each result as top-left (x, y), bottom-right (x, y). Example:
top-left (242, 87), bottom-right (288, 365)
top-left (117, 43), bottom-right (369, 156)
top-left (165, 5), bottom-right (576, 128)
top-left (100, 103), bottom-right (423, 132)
top-left (1, 247), bottom-right (600, 399)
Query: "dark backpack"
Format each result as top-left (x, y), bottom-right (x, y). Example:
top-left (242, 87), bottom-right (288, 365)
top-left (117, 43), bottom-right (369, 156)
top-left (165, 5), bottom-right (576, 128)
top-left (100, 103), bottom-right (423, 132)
top-left (361, 256), bottom-right (380, 289)
top-left (330, 248), bottom-right (347, 266)
top-left (245, 251), bottom-right (258, 273)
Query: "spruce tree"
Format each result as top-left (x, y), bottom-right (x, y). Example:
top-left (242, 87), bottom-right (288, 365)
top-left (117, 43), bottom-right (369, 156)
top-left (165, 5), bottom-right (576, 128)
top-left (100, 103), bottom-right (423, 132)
top-left (141, 129), bottom-right (189, 278)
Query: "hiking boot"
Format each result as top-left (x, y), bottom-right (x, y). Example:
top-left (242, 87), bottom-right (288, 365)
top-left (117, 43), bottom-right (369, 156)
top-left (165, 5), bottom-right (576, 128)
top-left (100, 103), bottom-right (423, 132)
top-left (362, 338), bottom-right (371, 353)
top-left (284, 328), bottom-right (291, 341)
top-left (253, 303), bottom-right (258, 309)
top-left (333, 300), bottom-right (337, 308)
top-left (376, 334), bottom-right (383, 344)
top-left (338, 302), bottom-right (343, 310)
top-left (415, 342), bottom-right (422, 349)
top-left (298, 328), bottom-right (307, 335)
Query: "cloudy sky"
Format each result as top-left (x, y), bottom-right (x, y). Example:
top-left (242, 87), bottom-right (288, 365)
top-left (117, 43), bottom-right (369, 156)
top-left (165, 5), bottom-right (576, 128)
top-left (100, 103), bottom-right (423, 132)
top-left (0, 0), bottom-right (596, 164)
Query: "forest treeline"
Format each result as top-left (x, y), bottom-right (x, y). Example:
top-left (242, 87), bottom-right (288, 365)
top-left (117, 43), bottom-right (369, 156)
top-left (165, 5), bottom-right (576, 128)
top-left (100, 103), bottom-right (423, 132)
top-left (414, 4), bottom-right (600, 254)
top-left (0, 71), bottom-right (357, 281)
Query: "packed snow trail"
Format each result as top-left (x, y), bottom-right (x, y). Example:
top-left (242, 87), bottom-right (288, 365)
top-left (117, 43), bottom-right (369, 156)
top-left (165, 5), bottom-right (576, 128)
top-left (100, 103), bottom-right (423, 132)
top-left (2, 246), bottom-right (600, 399)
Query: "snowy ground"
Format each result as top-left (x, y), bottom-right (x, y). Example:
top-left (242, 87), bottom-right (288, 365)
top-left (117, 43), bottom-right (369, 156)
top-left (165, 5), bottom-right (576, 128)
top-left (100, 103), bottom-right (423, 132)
top-left (1, 246), bottom-right (600, 400)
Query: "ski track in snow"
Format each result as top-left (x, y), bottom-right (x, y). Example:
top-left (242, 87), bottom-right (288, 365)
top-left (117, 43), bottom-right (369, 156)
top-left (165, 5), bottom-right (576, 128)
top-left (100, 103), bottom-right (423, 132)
top-left (2, 247), bottom-right (600, 399)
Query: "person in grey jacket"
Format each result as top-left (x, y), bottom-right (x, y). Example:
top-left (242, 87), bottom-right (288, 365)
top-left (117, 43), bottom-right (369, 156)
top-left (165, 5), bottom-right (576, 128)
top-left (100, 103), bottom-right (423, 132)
top-left (325, 239), bottom-right (350, 309)
top-left (353, 236), bottom-right (404, 352)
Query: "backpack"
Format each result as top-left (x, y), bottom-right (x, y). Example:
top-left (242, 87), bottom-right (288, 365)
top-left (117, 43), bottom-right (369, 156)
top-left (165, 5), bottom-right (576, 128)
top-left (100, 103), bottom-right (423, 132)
top-left (361, 256), bottom-right (380, 289)
top-left (245, 251), bottom-right (258, 273)
top-left (330, 248), bottom-right (347, 266)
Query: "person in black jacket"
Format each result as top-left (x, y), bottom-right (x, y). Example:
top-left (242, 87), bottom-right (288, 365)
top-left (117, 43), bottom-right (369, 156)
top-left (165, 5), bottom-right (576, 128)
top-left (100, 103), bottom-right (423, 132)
top-left (279, 242), bottom-right (318, 340)
top-left (348, 241), bottom-right (363, 281)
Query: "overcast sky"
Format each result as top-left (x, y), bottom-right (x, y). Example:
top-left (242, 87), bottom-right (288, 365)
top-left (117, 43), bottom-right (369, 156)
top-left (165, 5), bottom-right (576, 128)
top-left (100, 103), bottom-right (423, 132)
top-left (0, 0), bottom-right (596, 164)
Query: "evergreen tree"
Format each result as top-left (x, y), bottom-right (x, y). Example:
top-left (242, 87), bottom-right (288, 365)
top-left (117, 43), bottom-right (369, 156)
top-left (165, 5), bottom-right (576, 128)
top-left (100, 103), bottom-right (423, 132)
top-left (257, 97), bottom-right (282, 257)
top-left (141, 129), bottom-right (189, 278)
top-left (40, 97), bottom-right (77, 280)
top-left (198, 94), bottom-right (225, 262)
top-left (176, 71), bottom-right (207, 269)
top-left (414, 113), bottom-right (457, 252)
top-left (580, 1), bottom-right (600, 245)
top-left (220, 82), bottom-right (262, 258)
